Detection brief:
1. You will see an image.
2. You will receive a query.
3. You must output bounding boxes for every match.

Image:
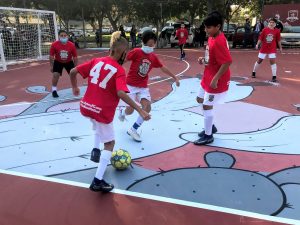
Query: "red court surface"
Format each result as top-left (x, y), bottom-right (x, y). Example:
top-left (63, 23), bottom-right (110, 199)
top-left (0, 47), bottom-right (300, 225)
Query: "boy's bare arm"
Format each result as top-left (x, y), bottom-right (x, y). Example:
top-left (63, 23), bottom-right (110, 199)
top-left (160, 66), bottom-right (180, 86)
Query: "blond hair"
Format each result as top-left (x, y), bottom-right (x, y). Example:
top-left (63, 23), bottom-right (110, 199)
top-left (110, 31), bottom-right (128, 53)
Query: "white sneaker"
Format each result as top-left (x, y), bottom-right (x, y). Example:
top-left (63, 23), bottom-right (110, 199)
top-left (118, 113), bottom-right (126, 122)
top-left (127, 128), bottom-right (142, 142)
top-left (118, 108), bottom-right (126, 122)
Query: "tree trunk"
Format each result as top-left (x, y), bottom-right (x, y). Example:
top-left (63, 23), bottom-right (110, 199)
top-left (207, 0), bottom-right (213, 14)
top-left (106, 13), bottom-right (118, 32)
top-left (97, 14), bottom-right (104, 47)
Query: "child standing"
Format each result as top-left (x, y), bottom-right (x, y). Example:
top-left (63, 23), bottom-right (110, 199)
top-left (119, 30), bottom-right (180, 142)
top-left (175, 23), bottom-right (189, 60)
top-left (252, 18), bottom-right (282, 82)
top-left (194, 11), bottom-right (232, 145)
top-left (70, 32), bottom-right (150, 192)
top-left (49, 30), bottom-right (78, 98)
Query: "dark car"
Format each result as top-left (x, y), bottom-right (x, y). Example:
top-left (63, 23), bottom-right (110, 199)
top-left (232, 26), bottom-right (255, 48)
top-left (223, 23), bottom-right (236, 41)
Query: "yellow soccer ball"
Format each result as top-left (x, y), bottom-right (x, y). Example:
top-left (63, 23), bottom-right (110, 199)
top-left (111, 149), bottom-right (132, 170)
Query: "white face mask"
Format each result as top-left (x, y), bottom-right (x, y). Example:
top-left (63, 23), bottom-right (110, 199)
top-left (59, 37), bottom-right (68, 44)
top-left (142, 45), bottom-right (154, 54)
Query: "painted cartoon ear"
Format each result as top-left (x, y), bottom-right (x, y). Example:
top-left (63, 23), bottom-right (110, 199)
top-left (152, 78), bottom-right (253, 111)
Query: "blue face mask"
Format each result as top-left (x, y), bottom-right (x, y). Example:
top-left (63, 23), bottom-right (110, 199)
top-left (142, 45), bottom-right (154, 54)
top-left (59, 37), bottom-right (68, 44)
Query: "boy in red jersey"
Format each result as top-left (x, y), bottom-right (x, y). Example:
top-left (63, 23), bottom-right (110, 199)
top-left (194, 11), bottom-right (232, 145)
top-left (69, 32), bottom-right (150, 192)
top-left (118, 30), bottom-right (180, 142)
top-left (49, 30), bottom-right (78, 98)
top-left (175, 23), bottom-right (189, 60)
top-left (252, 18), bottom-right (282, 82)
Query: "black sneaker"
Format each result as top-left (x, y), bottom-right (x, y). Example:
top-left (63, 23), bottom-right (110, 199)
top-left (194, 134), bottom-right (214, 145)
top-left (272, 76), bottom-right (277, 82)
top-left (52, 90), bottom-right (59, 98)
top-left (90, 148), bottom-right (101, 163)
top-left (198, 124), bottom-right (218, 137)
top-left (252, 72), bottom-right (256, 78)
top-left (89, 178), bottom-right (114, 192)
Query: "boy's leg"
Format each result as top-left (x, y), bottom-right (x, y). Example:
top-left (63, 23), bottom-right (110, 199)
top-left (52, 61), bottom-right (63, 98)
top-left (128, 98), bottom-right (151, 142)
top-left (196, 89), bottom-right (217, 138)
top-left (90, 121), bottom-right (115, 192)
top-left (118, 86), bottom-right (137, 121)
top-left (252, 54), bottom-right (264, 78)
top-left (269, 54), bottom-right (277, 82)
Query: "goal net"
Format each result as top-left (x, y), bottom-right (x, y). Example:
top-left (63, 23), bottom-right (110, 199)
top-left (0, 7), bottom-right (58, 71)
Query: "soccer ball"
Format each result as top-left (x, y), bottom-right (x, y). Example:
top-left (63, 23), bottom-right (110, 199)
top-left (110, 149), bottom-right (132, 170)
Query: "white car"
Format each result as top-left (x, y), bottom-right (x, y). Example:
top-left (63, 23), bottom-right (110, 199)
top-left (170, 22), bottom-right (194, 47)
top-left (281, 26), bottom-right (300, 47)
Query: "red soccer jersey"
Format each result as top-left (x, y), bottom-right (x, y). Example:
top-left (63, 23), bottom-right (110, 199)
top-left (201, 32), bottom-right (232, 94)
top-left (259, 27), bottom-right (281, 54)
top-left (176, 28), bottom-right (189, 45)
top-left (76, 56), bottom-right (129, 124)
top-left (126, 48), bottom-right (163, 88)
top-left (50, 40), bottom-right (77, 63)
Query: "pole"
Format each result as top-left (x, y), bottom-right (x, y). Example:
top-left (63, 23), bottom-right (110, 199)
top-left (82, 8), bottom-right (87, 48)
top-left (37, 12), bottom-right (42, 59)
top-left (0, 34), bottom-right (7, 71)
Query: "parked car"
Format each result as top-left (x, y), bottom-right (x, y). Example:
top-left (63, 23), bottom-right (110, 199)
top-left (281, 26), bottom-right (300, 47)
top-left (70, 29), bottom-right (84, 38)
top-left (232, 26), bottom-right (255, 48)
top-left (223, 23), bottom-right (236, 41)
top-left (170, 22), bottom-right (194, 47)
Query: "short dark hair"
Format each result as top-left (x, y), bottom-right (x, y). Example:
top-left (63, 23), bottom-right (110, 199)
top-left (269, 18), bottom-right (277, 23)
top-left (203, 11), bottom-right (224, 29)
top-left (58, 29), bottom-right (67, 35)
top-left (142, 30), bottom-right (157, 44)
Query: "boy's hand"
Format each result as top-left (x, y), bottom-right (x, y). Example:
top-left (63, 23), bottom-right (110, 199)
top-left (139, 110), bottom-right (151, 121)
top-left (210, 78), bottom-right (218, 89)
top-left (175, 77), bottom-right (180, 87)
top-left (72, 87), bottom-right (80, 96)
top-left (198, 57), bottom-right (204, 64)
top-left (255, 44), bottom-right (259, 50)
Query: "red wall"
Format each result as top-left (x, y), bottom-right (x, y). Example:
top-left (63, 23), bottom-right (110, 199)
top-left (263, 4), bottom-right (300, 26)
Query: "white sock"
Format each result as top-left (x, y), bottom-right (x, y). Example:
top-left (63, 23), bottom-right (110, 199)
top-left (95, 150), bottom-right (112, 180)
top-left (94, 133), bottom-right (101, 149)
top-left (203, 109), bottom-right (214, 135)
top-left (52, 86), bottom-right (57, 91)
top-left (253, 62), bottom-right (260, 72)
top-left (271, 64), bottom-right (277, 77)
top-left (136, 115), bottom-right (144, 126)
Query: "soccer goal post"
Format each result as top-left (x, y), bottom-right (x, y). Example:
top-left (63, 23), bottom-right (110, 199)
top-left (0, 7), bottom-right (58, 71)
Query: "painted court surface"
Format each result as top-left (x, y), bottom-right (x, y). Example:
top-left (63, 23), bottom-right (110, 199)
top-left (0, 48), bottom-right (300, 225)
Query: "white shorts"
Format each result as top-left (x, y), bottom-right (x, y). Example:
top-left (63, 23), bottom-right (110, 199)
top-left (127, 85), bottom-right (151, 102)
top-left (258, 53), bottom-right (276, 59)
top-left (90, 118), bottom-right (114, 143)
top-left (197, 87), bottom-right (227, 106)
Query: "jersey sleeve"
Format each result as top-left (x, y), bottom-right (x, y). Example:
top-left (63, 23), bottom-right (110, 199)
top-left (185, 29), bottom-right (189, 39)
top-left (71, 43), bottom-right (78, 57)
top-left (215, 38), bottom-right (232, 65)
top-left (126, 49), bottom-right (136, 61)
top-left (76, 59), bottom-right (94, 79)
top-left (276, 29), bottom-right (281, 41)
top-left (152, 54), bottom-right (163, 68)
top-left (115, 67), bottom-right (129, 93)
top-left (49, 43), bottom-right (55, 57)
top-left (259, 28), bottom-right (265, 41)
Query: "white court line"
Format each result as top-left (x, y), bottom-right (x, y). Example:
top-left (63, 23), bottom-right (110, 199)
top-left (0, 169), bottom-right (298, 225)
top-left (0, 52), bottom-right (189, 108)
